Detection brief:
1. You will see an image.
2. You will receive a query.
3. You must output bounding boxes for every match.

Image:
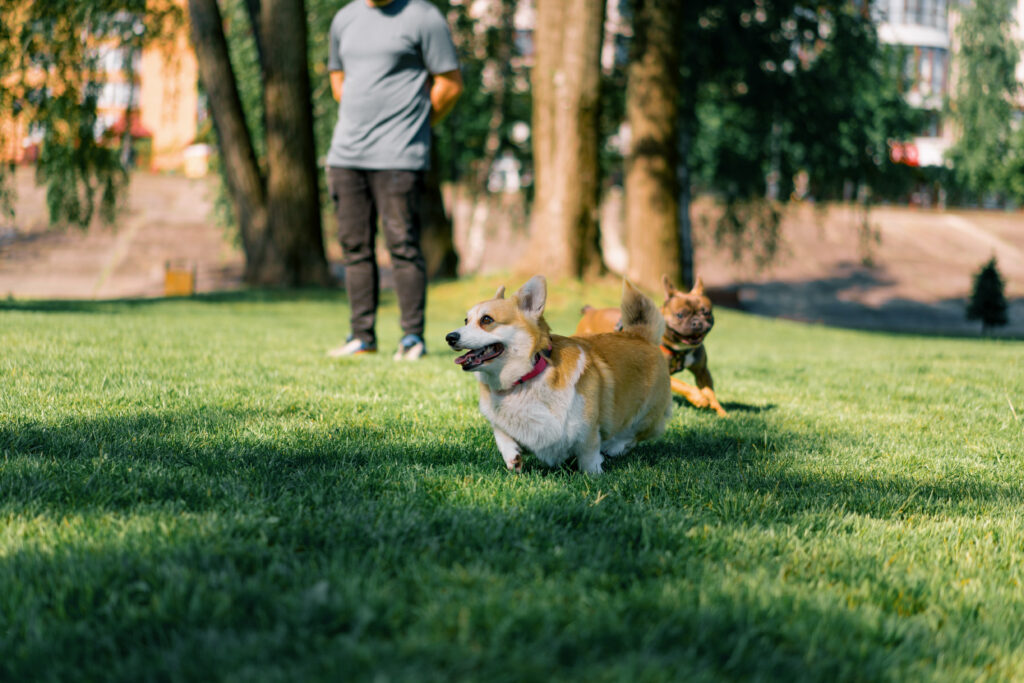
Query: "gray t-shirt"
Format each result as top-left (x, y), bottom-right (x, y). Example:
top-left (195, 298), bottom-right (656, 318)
top-left (326, 0), bottom-right (459, 171)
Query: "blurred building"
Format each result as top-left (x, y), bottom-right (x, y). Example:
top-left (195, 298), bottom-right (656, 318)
top-left (1, 0), bottom-right (200, 174)
top-left (874, 0), bottom-right (954, 166)
top-left (874, 0), bottom-right (1024, 168)
top-left (135, 13), bottom-right (202, 173)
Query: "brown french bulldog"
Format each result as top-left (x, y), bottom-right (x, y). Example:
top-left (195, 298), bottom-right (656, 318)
top-left (575, 275), bottom-right (727, 417)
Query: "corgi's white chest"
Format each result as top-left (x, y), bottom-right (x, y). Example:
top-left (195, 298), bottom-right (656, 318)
top-left (479, 382), bottom-right (588, 464)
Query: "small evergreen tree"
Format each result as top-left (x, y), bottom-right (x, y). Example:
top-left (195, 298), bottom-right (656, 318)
top-left (967, 257), bottom-right (1009, 333)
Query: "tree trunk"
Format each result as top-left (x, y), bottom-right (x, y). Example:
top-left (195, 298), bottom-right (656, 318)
top-left (188, 0), bottom-right (270, 282)
top-left (188, 0), bottom-right (327, 286)
top-left (260, 0), bottom-right (328, 285)
top-left (242, 0), bottom-right (270, 145)
top-left (625, 0), bottom-right (681, 294)
top-left (520, 0), bottom-right (605, 279)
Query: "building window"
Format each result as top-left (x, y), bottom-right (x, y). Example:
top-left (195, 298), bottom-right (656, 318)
top-left (930, 47), bottom-right (947, 94)
top-left (904, 46), bottom-right (948, 96)
top-left (97, 46), bottom-right (126, 74)
top-left (919, 46), bottom-right (947, 95)
top-left (98, 82), bottom-right (134, 109)
top-left (918, 110), bottom-right (943, 137)
top-left (903, 0), bottom-right (947, 29)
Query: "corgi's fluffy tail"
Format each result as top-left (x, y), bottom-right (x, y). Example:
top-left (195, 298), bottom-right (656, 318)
top-left (618, 279), bottom-right (664, 346)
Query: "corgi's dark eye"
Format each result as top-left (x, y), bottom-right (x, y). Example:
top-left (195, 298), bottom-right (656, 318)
top-left (480, 315), bottom-right (494, 325)
top-left (464, 318), bottom-right (468, 325)
top-left (676, 312), bottom-right (684, 319)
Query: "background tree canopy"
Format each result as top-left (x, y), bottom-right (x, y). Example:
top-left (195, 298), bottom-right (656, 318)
top-left (2, 0), bottom-right (931, 285)
top-left (946, 0), bottom-right (1022, 204)
top-left (0, 0), bottom-right (180, 226)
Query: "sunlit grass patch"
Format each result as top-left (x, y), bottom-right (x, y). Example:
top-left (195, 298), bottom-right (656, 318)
top-left (1, 278), bottom-right (1022, 681)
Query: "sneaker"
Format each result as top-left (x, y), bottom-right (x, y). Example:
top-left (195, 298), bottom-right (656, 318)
top-left (326, 337), bottom-right (377, 358)
top-left (393, 333), bottom-right (426, 361)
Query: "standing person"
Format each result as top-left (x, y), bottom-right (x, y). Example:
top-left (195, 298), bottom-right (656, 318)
top-left (326, 0), bottom-right (463, 360)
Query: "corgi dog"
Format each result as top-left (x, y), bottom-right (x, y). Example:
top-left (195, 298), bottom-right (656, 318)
top-left (445, 276), bottom-right (671, 475)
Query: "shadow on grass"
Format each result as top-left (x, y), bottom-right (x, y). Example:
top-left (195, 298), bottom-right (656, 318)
top-left (737, 262), bottom-right (1024, 340)
top-left (0, 407), bottom-right (1017, 680)
top-left (1, 404), bottom-right (1015, 522)
top-left (0, 505), bottom-right (951, 682)
top-left (672, 397), bottom-right (777, 415)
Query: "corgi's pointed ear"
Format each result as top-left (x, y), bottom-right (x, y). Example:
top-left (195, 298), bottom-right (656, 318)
top-left (515, 275), bottom-right (547, 319)
top-left (494, 285), bottom-right (506, 300)
top-left (662, 274), bottom-right (677, 299)
top-left (690, 276), bottom-right (705, 296)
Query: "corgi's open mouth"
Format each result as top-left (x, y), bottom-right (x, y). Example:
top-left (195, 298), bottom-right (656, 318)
top-left (454, 343), bottom-right (505, 370)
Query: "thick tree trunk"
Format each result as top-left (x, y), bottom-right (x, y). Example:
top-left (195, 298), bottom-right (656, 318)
top-left (520, 0), bottom-right (605, 279)
top-left (189, 0), bottom-right (327, 286)
top-left (260, 0), bottom-right (328, 285)
top-left (625, 0), bottom-right (681, 294)
top-left (188, 0), bottom-right (270, 282)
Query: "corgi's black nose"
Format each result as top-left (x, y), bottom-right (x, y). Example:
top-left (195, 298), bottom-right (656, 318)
top-left (445, 331), bottom-right (460, 346)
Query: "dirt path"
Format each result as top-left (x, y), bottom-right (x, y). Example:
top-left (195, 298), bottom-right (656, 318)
top-left (3, 168), bottom-right (1023, 337)
top-left (687, 202), bottom-right (1024, 336)
top-left (0, 169), bottom-right (244, 299)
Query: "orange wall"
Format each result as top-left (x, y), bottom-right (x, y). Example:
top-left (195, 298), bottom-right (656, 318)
top-left (139, 23), bottom-right (200, 172)
top-left (0, 0), bottom-right (198, 171)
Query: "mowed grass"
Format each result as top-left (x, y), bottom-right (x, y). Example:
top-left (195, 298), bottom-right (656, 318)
top-left (1, 276), bottom-right (1023, 682)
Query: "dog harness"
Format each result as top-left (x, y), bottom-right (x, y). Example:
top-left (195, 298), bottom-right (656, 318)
top-left (661, 342), bottom-right (698, 375)
top-left (513, 345), bottom-right (553, 386)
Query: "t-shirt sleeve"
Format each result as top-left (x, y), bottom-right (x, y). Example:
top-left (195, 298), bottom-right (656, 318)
top-left (419, 6), bottom-right (459, 74)
top-left (327, 14), bottom-right (343, 72)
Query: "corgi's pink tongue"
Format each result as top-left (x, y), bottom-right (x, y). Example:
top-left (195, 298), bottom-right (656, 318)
top-left (454, 343), bottom-right (504, 369)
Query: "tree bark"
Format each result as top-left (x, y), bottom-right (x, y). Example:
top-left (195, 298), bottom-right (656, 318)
top-left (520, 0), bottom-right (605, 279)
top-left (625, 0), bottom-right (681, 294)
top-left (188, 0), bottom-right (270, 282)
top-left (188, 0), bottom-right (327, 286)
top-left (260, 0), bottom-right (328, 285)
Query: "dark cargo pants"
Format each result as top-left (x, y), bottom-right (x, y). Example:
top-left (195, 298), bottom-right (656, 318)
top-left (328, 167), bottom-right (427, 346)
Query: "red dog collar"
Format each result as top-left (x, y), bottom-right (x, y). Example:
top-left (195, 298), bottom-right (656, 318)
top-left (513, 345), bottom-right (552, 386)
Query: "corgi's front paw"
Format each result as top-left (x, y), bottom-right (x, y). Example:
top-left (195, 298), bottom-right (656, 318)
top-left (577, 452), bottom-right (604, 476)
top-left (505, 453), bottom-right (523, 473)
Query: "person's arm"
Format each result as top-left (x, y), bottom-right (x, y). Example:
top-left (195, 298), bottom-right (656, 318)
top-left (330, 70), bottom-right (344, 103)
top-left (429, 69), bottom-right (463, 125)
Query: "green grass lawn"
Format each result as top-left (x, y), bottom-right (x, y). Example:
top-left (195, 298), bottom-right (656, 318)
top-left (2, 276), bottom-right (1023, 682)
